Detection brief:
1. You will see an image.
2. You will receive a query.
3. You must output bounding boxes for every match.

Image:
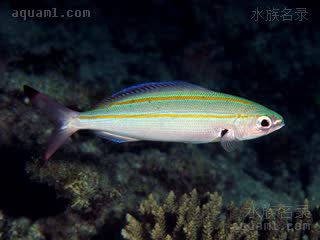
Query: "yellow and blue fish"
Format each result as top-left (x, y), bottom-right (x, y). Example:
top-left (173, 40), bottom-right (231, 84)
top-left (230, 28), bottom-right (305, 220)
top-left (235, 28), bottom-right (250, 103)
top-left (24, 81), bottom-right (285, 160)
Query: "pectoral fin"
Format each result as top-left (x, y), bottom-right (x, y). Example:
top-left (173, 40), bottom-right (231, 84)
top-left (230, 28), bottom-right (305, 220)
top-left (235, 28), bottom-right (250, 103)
top-left (220, 129), bottom-right (242, 152)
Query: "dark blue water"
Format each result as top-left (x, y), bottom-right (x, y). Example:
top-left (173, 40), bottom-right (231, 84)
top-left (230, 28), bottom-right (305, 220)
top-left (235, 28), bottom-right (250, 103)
top-left (0, 0), bottom-right (319, 239)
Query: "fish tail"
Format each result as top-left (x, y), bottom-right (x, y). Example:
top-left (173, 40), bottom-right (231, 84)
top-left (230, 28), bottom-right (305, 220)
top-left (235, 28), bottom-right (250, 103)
top-left (24, 85), bottom-right (79, 161)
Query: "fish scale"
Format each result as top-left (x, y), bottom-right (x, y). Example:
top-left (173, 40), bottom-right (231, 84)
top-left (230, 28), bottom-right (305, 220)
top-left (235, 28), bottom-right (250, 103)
top-left (24, 81), bottom-right (285, 160)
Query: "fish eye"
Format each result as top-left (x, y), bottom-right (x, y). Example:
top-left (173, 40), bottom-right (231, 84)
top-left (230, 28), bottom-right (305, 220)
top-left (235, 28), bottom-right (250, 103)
top-left (257, 116), bottom-right (272, 129)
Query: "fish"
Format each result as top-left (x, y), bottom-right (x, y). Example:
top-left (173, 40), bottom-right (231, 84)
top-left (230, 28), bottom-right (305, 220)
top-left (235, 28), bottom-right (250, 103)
top-left (24, 81), bottom-right (285, 160)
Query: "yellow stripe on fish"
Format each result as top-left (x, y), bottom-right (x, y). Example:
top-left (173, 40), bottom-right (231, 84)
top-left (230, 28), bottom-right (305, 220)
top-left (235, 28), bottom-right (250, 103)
top-left (77, 113), bottom-right (262, 120)
top-left (103, 95), bottom-right (253, 107)
top-left (24, 81), bottom-right (285, 160)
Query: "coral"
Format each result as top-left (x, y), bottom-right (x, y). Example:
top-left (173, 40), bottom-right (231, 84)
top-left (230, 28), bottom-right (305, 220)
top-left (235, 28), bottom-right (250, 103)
top-left (22, 158), bottom-right (121, 239)
top-left (0, 70), bottom-right (302, 240)
top-left (122, 189), bottom-right (223, 240)
top-left (122, 190), bottom-right (320, 240)
top-left (25, 157), bottom-right (118, 211)
top-left (0, 213), bottom-right (45, 240)
top-left (6, 218), bottom-right (44, 240)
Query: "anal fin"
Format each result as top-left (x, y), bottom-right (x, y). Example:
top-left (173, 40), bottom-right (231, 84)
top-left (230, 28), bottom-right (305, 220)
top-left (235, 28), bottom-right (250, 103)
top-left (94, 131), bottom-right (139, 143)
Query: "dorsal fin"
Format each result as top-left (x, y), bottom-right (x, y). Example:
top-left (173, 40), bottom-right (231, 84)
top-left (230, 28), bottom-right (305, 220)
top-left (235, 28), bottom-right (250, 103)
top-left (94, 81), bottom-right (209, 109)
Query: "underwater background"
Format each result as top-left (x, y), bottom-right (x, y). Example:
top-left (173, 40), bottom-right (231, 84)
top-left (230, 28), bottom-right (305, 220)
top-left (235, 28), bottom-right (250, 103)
top-left (0, 0), bottom-right (319, 239)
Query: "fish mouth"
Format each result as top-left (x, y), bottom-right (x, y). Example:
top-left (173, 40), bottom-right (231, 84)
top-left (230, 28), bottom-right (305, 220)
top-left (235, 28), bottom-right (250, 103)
top-left (273, 118), bottom-right (285, 130)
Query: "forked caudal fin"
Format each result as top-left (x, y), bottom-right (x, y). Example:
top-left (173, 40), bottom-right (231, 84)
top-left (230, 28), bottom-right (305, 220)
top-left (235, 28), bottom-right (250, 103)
top-left (24, 85), bottom-right (79, 161)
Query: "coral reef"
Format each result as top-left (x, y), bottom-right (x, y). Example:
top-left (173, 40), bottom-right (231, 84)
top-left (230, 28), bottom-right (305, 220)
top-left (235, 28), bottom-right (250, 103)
top-left (5, 218), bottom-right (44, 240)
top-left (122, 190), bottom-right (320, 240)
top-left (122, 189), bottom-right (223, 240)
top-left (24, 158), bottom-right (120, 239)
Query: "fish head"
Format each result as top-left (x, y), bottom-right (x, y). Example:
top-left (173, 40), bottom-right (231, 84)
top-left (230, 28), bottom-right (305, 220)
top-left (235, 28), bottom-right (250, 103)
top-left (237, 110), bottom-right (285, 140)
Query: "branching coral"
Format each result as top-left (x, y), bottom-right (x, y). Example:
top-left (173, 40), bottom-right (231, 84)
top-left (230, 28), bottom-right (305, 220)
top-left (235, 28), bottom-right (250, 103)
top-left (122, 189), bottom-right (223, 240)
top-left (122, 190), bottom-right (320, 240)
top-left (22, 159), bottom-right (122, 239)
top-left (0, 214), bottom-right (45, 240)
